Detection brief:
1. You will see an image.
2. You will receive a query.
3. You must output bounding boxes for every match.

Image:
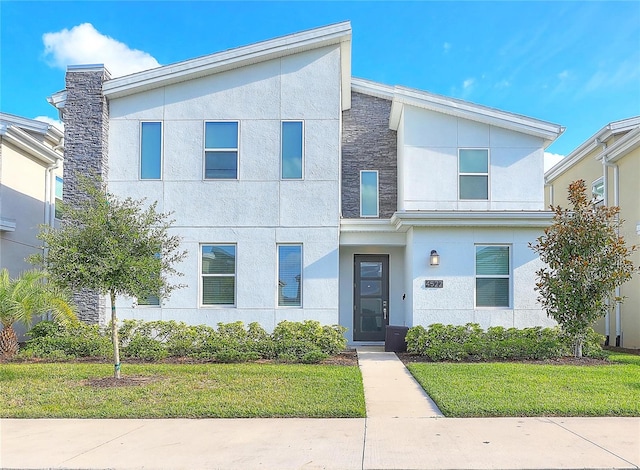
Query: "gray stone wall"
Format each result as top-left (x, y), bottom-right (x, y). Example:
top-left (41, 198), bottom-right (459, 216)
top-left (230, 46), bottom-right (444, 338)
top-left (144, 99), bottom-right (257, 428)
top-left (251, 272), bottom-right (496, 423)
top-left (342, 91), bottom-right (397, 218)
top-left (63, 67), bottom-right (110, 324)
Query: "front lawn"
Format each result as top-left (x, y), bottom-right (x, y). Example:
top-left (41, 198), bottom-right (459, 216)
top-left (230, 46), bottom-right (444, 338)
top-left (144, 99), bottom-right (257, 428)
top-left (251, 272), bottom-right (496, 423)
top-left (0, 362), bottom-right (365, 418)
top-left (406, 353), bottom-right (640, 417)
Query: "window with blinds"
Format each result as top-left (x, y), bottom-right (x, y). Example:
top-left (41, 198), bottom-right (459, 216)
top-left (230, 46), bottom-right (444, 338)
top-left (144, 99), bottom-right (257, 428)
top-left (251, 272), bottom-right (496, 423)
top-left (278, 245), bottom-right (302, 307)
top-left (475, 245), bottom-right (510, 308)
top-left (201, 245), bottom-right (236, 306)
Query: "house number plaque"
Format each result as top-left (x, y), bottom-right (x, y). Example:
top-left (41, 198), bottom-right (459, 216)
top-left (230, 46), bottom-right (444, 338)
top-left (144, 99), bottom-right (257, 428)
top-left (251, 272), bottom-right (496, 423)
top-left (425, 280), bottom-right (443, 288)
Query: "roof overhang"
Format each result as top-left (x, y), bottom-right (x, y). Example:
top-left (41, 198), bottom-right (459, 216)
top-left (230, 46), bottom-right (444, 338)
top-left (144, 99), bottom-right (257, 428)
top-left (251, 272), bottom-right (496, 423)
top-left (389, 86), bottom-right (564, 148)
top-left (351, 77), bottom-right (395, 100)
top-left (0, 217), bottom-right (16, 232)
top-left (545, 116), bottom-right (640, 182)
top-left (0, 124), bottom-right (63, 165)
top-left (102, 22), bottom-right (353, 110)
top-left (390, 211), bottom-right (554, 231)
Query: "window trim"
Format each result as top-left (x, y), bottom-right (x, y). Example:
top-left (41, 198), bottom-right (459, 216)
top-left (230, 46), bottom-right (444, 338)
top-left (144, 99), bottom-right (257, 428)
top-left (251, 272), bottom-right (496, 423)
top-left (140, 121), bottom-right (163, 180)
top-left (458, 148), bottom-right (490, 201)
top-left (203, 120), bottom-right (240, 180)
top-left (277, 244), bottom-right (303, 308)
top-left (200, 243), bottom-right (237, 307)
top-left (281, 120), bottom-right (305, 180)
top-left (474, 244), bottom-right (511, 309)
top-left (360, 170), bottom-right (379, 218)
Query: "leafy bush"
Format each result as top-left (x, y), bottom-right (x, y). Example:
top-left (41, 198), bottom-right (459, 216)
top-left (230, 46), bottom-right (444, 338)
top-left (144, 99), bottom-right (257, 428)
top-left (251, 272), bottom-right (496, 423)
top-left (272, 320), bottom-right (346, 363)
top-left (22, 321), bottom-right (111, 359)
top-left (406, 323), bottom-right (604, 361)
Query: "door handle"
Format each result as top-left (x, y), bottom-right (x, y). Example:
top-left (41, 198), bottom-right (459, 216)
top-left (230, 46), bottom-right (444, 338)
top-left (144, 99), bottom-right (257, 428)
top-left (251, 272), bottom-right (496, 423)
top-left (383, 300), bottom-right (388, 320)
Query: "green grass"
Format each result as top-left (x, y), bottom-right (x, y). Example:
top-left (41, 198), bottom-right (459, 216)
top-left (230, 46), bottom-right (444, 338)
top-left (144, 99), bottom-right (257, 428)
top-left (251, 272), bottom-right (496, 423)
top-left (406, 353), bottom-right (640, 417)
top-left (0, 362), bottom-right (365, 418)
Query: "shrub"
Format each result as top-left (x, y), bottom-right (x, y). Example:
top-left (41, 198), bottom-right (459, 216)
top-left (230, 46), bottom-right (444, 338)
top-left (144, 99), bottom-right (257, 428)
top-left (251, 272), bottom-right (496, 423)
top-left (23, 321), bottom-right (111, 359)
top-left (406, 323), bottom-right (603, 361)
top-left (272, 320), bottom-right (346, 363)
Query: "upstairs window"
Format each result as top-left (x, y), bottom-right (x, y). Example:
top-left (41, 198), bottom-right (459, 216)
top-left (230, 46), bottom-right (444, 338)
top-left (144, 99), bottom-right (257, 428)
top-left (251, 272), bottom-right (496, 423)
top-left (54, 176), bottom-right (63, 219)
top-left (475, 245), bottom-right (510, 308)
top-left (140, 122), bottom-right (162, 179)
top-left (201, 244), bottom-right (236, 306)
top-left (459, 149), bottom-right (489, 200)
top-left (278, 245), bottom-right (302, 307)
top-left (592, 177), bottom-right (604, 205)
top-left (205, 122), bottom-right (238, 179)
top-left (281, 121), bottom-right (304, 179)
top-left (360, 170), bottom-right (379, 217)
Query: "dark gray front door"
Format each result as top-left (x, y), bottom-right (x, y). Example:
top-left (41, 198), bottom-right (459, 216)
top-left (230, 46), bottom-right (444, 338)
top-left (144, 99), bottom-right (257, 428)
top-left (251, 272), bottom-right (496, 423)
top-left (353, 254), bottom-right (389, 341)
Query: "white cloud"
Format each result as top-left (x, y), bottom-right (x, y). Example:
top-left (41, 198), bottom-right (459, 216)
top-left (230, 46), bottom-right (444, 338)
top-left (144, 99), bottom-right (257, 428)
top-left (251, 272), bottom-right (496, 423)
top-left (463, 78), bottom-right (475, 89)
top-left (42, 23), bottom-right (160, 77)
top-left (544, 152), bottom-right (565, 172)
top-left (34, 116), bottom-right (64, 132)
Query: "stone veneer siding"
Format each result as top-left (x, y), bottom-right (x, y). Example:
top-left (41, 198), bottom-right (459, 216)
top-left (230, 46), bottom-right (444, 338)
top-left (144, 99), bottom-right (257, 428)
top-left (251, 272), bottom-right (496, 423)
top-left (63, 67), bottom-right (111, 324)
top-left (341, 91), bottom-right (397, 218)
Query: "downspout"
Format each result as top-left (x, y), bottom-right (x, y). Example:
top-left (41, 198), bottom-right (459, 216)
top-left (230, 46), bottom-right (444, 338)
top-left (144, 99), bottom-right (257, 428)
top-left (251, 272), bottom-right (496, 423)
top-left (598, 139), bottom-right (611, 345)
top-left (44, 139), bottom-right (64, 253)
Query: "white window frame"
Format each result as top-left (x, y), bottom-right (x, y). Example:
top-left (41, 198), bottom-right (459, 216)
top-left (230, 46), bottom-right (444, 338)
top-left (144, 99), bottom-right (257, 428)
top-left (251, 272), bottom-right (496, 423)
top-left (458, 148), bottom-right (490, 201)
top-left (277, 244), bottom-right (303, 308)
top-left (592, 177), bottom-right (605, 205)
top-left (140, 121), bottom-right (163, 180)
top-left (360, 170), bottom-right (379, 218)
top-left (54, 175), bottom-right (63, 220)
top-left (203, 121), bottom-right (239, 180)
top-left (200, 243), bottom-right (237, 307)
top-left (474, 244), bottom-right (511, 309)
top-left (281, 120), bottom-right (305, 180)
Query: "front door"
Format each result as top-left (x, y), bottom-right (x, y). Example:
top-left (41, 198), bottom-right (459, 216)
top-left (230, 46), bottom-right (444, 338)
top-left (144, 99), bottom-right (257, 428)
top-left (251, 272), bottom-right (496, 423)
top-left (353, 254), bottom-right (389, 341)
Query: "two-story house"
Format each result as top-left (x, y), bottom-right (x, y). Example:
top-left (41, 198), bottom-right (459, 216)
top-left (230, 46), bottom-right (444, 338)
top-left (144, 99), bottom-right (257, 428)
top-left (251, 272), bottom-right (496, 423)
top-left (49, 22), bottom-right (564, 344)
top-left (545, 117), bottom-right (640, 349)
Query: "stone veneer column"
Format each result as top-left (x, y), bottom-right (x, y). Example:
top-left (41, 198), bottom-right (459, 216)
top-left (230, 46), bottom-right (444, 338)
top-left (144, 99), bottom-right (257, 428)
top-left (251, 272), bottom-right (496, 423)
top-left (341, 91), bottom-right (398, 218)
top-left (63, 65), bottom-right (111, 324)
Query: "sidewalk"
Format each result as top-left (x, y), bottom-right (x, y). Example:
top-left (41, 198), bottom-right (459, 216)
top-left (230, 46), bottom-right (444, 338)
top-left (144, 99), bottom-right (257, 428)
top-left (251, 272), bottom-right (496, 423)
top-left (1, 349), bottom-right (638, 470)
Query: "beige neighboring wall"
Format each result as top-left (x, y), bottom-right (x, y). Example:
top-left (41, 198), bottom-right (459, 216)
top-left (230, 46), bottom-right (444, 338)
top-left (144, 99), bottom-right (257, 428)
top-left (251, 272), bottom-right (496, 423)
top-left (545, 117), bottom-right (640, 349)
top-left (0, 113), bottom-right (64, 277)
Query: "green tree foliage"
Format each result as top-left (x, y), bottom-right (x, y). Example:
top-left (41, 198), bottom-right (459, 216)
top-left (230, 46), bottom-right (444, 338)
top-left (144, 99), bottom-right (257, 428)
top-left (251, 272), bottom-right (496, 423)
top-left (0, 269), bottom-right (76, 358)
top-left (530, 180), bottom-right (637, 357)
top-left (32, 177), bottom-right (186, 377)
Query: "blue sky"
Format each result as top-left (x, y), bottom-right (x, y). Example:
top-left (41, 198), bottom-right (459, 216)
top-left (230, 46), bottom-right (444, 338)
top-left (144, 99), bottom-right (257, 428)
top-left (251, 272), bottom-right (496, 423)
top-left (1, 1), bottom-right (639, 161)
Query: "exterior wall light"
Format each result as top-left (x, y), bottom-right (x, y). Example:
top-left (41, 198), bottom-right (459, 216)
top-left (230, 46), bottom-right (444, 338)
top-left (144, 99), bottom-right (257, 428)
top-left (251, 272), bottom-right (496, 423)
top-left (430, 250), bottom-right (440, 266)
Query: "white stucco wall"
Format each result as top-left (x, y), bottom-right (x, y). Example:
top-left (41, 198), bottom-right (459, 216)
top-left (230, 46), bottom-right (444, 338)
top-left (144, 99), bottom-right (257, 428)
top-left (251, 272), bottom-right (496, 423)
top-left (106, 46), bottom-right (343, 330)
top-left (398, 106), bottom-right (546, 211)
top-left (407, 226), bottom-right (555, 329)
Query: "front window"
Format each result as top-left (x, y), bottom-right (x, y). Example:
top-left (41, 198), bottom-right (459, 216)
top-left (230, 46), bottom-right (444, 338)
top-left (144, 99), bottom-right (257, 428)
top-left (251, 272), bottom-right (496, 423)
top-left (278, 245), bottom-right (302, 307)
top-left (592, 177), bottom-right (604, 205)
top-left (204, 122), bottom-right (238, 179)
top-left (54, 176), bottom-right (63, 219)
top-left (140, 122), bottom-right (162, 179)
top-left (360, 170), bottom-right (379, 217)
top-left (459, 149), bottom-right (489, 200)
top-left (201, 244), bottom-right (236, 306)
top-left (475, 245), bottom-right (510, 308)
top-left (281, 121), bottom-right (303, 179)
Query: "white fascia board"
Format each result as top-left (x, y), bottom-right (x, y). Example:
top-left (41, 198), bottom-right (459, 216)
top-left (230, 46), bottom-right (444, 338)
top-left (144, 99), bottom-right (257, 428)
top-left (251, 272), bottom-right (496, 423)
top-left (389, 86), bottom-right (564, 145)
top-left (340, 218), bottom-right (397, 232)
top-left (351, 77), bottom-right (395, 100)
top-left (0, 217), bottom-right (16, 232)
top-left (2, 126), bottom-right (63, 164)
top-left (390, 211), bottom-right (554, 229)
top-left (545, 116), bottom-right (640, 182)
top-left (103, 22), bottom-right (352, 101)
top-left (47, 90), bottom-right (68, 121)
top-left (0, 112), bottom-right (50, 135)
top-left (339, 219), bottom-right (405, 246)
top-left (598, 126), bottom-right (640, 163)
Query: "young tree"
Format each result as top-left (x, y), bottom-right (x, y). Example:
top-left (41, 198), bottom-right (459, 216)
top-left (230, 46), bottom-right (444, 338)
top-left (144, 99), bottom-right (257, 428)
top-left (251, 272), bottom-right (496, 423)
top-left (32, 177), bottom-right (186, 377)
top-left (0, 269), bottom-right (76, 358)
top-left (530, 180), bottom-right (637, 357)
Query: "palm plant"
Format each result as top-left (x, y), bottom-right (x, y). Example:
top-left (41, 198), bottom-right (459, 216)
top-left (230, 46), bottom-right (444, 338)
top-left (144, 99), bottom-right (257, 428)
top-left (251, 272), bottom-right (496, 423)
top-left (0, 269), bottom-right (76, 358)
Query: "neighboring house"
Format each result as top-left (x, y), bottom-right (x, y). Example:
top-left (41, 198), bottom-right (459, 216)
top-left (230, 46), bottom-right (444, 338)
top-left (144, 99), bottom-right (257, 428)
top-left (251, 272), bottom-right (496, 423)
top-left (49, 22), bottom-right (564, 344)
top-left (0, 113), bottom-right (64, 275)
top-left (545, 117), bottom-right (640, 349)
top-left (0, 113), bottom-right (64, 339)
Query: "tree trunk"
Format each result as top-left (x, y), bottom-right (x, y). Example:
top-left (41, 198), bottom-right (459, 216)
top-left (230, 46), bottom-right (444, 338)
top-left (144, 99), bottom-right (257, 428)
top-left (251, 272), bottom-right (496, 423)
top-left (0, 324), bottom-right (19, 359)
top-left (110, 290), bottom-right (121, 379)
top-left (574, 338), bottom-right (584, 358)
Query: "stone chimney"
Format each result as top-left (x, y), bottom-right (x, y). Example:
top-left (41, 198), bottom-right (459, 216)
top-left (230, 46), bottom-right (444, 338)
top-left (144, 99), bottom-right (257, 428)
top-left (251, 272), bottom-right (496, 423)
top-left (63, 65), bottom-right (111, 324)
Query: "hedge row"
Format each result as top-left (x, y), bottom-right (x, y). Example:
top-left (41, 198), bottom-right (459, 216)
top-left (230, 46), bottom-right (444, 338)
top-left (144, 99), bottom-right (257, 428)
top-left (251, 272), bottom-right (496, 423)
top-left (405, 323), bottom-right (606, 361)
top-left (21, 320), bottom-right (347, 364)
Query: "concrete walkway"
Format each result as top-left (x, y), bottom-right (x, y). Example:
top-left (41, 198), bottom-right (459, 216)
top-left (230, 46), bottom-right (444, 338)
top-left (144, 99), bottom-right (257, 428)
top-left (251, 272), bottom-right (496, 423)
top-left (1, 349), bottom-right (639, 470)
